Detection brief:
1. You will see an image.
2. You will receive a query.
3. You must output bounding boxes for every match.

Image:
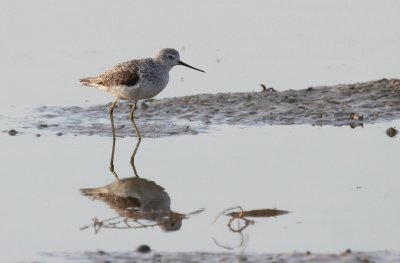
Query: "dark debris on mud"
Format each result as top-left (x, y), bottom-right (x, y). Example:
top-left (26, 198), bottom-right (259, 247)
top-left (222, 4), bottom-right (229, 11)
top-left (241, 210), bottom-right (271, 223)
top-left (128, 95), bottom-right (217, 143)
top-left (43, 250), bottom-right (400, 263)
top-left (25, 78), bottom-right (400, 137)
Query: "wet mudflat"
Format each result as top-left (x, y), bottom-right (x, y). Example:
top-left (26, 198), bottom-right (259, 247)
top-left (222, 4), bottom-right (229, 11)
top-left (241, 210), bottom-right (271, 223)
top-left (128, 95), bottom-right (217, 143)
top-left (45, 250), bottom-right (400, 263)
top-left (11, 79), bottom-right (400, 138)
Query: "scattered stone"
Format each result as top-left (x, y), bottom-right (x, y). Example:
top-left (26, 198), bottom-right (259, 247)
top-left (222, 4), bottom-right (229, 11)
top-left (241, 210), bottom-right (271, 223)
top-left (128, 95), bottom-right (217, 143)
top-left (305, 251), bottom-right (312, 255)
top-left (37, 124), bottom-right (49, 129)
top-left (8, 129), bottom-right (18, 136)
top-left (349, 112), bottom-right (364, 121)
top-left (56, 132), bottom-right (62, 136)
top-left (136, 244), bottom-right (151, 253)
top-left (35, 134), bottom-right (41, 137)
top-left (386, 127), bottom-right (398, 138)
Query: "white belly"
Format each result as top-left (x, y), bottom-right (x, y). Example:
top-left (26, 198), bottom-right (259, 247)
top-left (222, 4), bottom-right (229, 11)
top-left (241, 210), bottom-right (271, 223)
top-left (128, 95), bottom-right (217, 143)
top-left (109, 74), bottom-right (169, 100)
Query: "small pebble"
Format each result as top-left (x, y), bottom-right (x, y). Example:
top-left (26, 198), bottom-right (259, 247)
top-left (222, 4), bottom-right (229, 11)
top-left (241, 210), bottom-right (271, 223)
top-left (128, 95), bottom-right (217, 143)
top-left (136, 244), bottom-right (151, 253)
top-left (349, 112), bottom-right (364, 121)
top-left (386, 127), bottom-right (398, 138)
top-left (35, 134), bottom-right (41, 137)
top-left (56, 132), bottom-right (62, 136)
top-left (8, 129), bottom-right (18, 136)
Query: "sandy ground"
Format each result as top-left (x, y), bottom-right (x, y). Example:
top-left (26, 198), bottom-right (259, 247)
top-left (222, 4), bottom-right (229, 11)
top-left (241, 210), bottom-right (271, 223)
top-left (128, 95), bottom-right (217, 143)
top-left (11, 78), bottom-right (400, 138)
top-left (45, 250), bottom-right (400, 263)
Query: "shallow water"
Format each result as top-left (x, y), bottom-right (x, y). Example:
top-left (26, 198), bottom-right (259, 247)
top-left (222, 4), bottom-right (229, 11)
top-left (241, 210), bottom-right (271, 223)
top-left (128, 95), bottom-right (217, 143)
top-left (1, 1), bottom-right (400, 262)
top-left (1, 122), bottom-right (400, 262)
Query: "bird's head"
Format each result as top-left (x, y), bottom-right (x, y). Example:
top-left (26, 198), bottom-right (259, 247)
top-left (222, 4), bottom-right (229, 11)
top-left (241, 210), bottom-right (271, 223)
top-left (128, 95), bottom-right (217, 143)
top-left (156, 48), bottom-right (204, 73)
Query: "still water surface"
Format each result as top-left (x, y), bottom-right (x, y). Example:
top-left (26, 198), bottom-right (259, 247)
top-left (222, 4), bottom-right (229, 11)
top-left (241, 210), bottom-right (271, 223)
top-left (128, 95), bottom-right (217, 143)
top-left (1, 123), bottom-right (399, 261)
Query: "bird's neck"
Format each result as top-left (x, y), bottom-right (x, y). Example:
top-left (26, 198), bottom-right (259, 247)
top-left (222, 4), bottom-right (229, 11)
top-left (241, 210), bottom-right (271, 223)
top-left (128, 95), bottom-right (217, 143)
top-left (153, 59), bottom-right (173, 72)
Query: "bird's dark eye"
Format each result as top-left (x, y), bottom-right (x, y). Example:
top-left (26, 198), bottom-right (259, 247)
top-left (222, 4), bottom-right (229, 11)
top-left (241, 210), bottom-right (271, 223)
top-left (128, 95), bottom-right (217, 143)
top-left (168, 55), bottom-right (173, 59)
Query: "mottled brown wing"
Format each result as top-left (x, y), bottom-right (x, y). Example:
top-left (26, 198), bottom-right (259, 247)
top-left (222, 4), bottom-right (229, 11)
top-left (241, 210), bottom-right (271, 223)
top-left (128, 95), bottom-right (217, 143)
top-left (97, 70), bottom-right (140, 87)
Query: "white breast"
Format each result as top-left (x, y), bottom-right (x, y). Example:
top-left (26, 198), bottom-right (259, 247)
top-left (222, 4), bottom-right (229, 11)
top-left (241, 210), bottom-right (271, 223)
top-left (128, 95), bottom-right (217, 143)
top-left (108, 73), bottom-right (169, 100)
top-left (137, 72), bottom-right (169, 99)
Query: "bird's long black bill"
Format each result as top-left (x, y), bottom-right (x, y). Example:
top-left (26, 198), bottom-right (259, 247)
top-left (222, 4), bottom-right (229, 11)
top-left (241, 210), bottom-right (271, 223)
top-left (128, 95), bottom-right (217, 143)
top-left (178, 61), bottom-right (205, 73)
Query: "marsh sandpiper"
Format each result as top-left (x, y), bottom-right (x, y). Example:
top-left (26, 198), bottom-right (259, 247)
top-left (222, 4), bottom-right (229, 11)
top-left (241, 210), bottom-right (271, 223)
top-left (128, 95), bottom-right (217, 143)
top-left (80, 48), bottom-right (204, 178)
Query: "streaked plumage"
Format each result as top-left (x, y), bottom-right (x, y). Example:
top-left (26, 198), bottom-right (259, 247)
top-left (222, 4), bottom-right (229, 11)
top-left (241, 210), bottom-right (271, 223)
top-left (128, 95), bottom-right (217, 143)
top-left (80, 48), bottom-right (204, 100)
top-left (79, 48), bottom-right (204, 179)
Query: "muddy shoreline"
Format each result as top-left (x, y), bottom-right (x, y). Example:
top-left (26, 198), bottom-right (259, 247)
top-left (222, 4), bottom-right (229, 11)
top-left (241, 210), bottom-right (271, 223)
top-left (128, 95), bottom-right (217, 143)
top-left (14, 79), bottom-right (400, 137)
top-left (45, 250), bottom-right (400, 263)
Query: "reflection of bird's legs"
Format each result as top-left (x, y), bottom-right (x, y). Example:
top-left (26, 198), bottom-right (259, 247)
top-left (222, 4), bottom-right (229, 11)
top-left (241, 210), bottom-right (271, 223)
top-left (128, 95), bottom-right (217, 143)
top-left (109, 100), bottom-right (119, 180)
top-left (131, 137), bottom-right (141, 178)
top-left (129, 100), bottom-right (141, 178)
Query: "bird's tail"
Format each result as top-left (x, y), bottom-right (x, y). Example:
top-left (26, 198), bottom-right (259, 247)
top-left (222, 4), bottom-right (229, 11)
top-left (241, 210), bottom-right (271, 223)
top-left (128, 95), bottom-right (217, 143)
top-left (80, 186), bottom-right (110, 196)
top-left (79, 77), bottom-right (109, 91)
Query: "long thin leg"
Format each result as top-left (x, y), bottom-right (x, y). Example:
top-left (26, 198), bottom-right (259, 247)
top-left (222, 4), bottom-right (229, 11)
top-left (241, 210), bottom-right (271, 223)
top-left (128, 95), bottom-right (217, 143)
top-left (129, 100), bottom-right (141, 178)
top-left (109, 100), bottom-right (119, 180)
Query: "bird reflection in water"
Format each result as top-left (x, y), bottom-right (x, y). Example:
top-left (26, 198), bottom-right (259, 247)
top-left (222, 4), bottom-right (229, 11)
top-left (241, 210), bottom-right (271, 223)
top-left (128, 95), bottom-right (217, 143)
top-left (213, 206), bottom-right (289, 250)
top-left (81, 133), bottom-right (203, 233)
